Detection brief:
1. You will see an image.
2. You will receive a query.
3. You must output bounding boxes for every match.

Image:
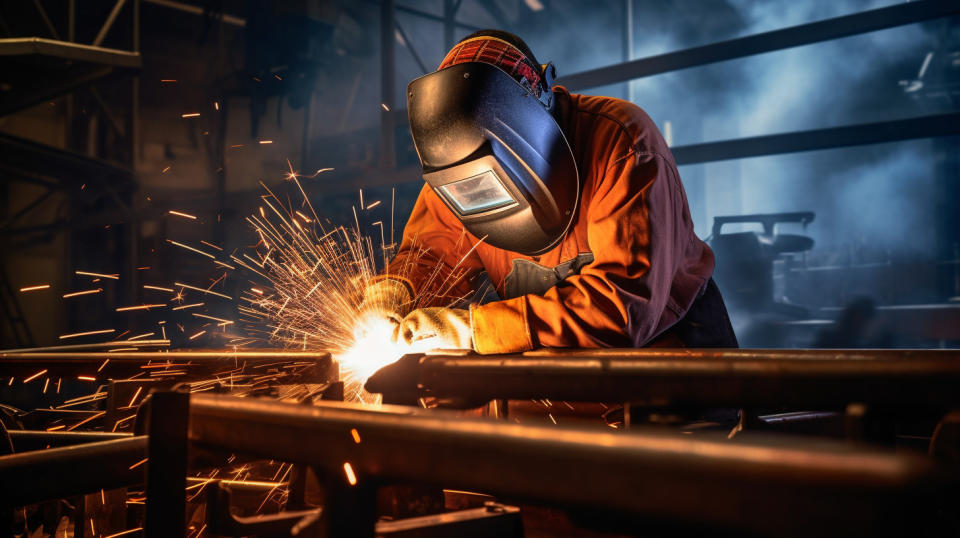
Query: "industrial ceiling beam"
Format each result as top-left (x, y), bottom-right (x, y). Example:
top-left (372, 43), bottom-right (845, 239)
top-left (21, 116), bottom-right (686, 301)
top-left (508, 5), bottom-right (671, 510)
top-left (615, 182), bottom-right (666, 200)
top-left (558, 0), bottom-right (960, 90)
top-left (394, 2), bottom-right (481, 34)
top-left (0, 37), bottom-right (140, 68)
top-left (671, 112), bottom-right (960, 165)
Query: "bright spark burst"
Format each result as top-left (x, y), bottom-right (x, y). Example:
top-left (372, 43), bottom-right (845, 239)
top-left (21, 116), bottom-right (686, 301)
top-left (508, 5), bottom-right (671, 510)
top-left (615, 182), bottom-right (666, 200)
top-left (235, 171), bottom-right (472, 403)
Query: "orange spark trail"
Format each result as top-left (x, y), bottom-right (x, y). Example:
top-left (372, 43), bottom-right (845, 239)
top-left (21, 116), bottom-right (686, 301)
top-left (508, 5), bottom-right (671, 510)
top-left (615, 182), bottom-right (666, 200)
top-left (20, 284), bottom-right (50, 292)
top-left (166, 239), bottom-right (216, 259)
top-left (60, 329), bottom-right (115, 340)
top-left (23, 369), bottom-right (47, 383)
top-left (64, 289), bottom-right (102, 298)
top-left (144, 285), bottom-right (174, 292)
top-left (175, 282), bottom-right (231, 299)
top-left (116, 304), bottom-right (166, 312)
top-left (168, 210), bottom-right (197, 220)
top-left (76, 271), bottom-right (119, 280)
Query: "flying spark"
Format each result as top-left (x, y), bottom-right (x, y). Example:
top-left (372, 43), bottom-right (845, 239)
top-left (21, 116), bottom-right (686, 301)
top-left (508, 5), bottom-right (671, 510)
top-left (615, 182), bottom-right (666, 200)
top-left (76, 271), bottom-right (119, 280)
top-left (20, 284), bottom-right (50, 292)
top-left (24, 369), bottom-right (48, 383)
top-left (60, 329), bottom-right (115, 340)
top-left (234, 173), bottom-right (472, 402)
top-left (144, 285), bottom-right (174, 292)
top-left (343, 462), bottom-right (357, 486)
top-left (63, 288), bottom-right (102, 298)
top-left (168, 210), bottom-right (197, 220)
top-left (116, 304), bottom-right (166, 312)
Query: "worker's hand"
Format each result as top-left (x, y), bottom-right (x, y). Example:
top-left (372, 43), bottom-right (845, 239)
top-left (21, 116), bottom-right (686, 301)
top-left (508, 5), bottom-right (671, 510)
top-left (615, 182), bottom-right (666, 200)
top-left (354, 277), bottom-right (412, 342)
top-left (395, 307), bottom-right (473, 351)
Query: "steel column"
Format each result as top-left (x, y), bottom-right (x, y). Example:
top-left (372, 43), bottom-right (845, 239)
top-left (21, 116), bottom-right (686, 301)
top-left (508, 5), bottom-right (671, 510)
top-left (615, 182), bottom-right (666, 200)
top-left (380, 0), bottom-right (396, 169)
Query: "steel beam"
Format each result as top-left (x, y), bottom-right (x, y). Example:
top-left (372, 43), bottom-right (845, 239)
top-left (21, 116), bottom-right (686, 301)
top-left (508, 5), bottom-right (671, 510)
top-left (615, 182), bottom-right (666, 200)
top-left (365, 348), bottom-right (960, 408)
top-left (7, 430), bottom-right (131, 451)
top-left (377, 109), bottom-right (960, 171)
top-left (672, 112), bottom-right (960, 165)
top-left (0, 37), bottom-right (141, 68)
top-left (395, 20), bottom-right (428, 75)
top-left (558, 0), bottom-right (960, 90)
top-left (180, 393), bottom-right (951, 537)
top-left (0, 130), bottom-right (134, 189)
top-left (0, 436), bottom-right (146, 507)
top-left (93, 0), bottom-right (128, 47)
top-left (396, 2), bottom-right (480, 34)
top-left (0, 349), bottom-right (333, 379)
top-left (143, 0), bottom-right (246, 27)
top-left (380, 0), bottom-right (397, 169)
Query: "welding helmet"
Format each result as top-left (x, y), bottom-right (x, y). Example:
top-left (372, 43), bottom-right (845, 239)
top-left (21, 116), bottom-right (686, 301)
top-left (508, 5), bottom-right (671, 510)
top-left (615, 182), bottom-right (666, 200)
top-left (406, 32), bottom-right (579, 256)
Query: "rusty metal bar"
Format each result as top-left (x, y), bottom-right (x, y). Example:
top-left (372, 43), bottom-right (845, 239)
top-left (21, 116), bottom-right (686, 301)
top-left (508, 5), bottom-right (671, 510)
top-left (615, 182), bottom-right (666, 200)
top-left (179, 393), bottom-right (952, 537)
top-left (7, 430), bottom-right (131, 451)
top-left (365, 349), bottom-right (960, 408)
top-left (0, 349), bottom-right (333, 378)
top-left (0, 436), bottom-right (146, 507)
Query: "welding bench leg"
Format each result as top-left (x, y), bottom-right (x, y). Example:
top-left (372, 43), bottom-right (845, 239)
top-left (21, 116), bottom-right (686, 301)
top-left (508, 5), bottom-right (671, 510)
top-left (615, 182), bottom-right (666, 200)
top-left (316, 467), bottom-right (377, 538)
top-left (145, 391), bottom-right (190, 538)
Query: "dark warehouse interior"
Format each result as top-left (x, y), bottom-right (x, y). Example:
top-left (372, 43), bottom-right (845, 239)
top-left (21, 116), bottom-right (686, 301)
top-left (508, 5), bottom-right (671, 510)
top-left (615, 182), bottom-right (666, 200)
top-left (0, 0), bottom-right (959, 536)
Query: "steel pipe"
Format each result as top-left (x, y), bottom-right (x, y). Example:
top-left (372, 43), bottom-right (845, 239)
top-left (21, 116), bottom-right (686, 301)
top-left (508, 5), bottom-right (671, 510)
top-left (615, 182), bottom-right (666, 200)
top-left (365, 348), bottom-right (960, 407)
top-left (7, 430), bottom-right (131, 451)
top-left (0, 349), bottom-right (333, 378)
top-left (0, 436), bottom-right (147, 507)
top-left (179, 393), bottom-right (952, 537)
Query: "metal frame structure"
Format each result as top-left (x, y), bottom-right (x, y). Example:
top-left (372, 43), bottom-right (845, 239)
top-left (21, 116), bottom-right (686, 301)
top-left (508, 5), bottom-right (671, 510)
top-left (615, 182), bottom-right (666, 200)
top-left (0, 348), bottom-right (339, 536)
top-left (0, 0), bottom-right (143, 347)
top-left (0, 435), bottom-right (147, 508)
top-left (144, 391), bottom-right (957, 537)
top-left (558, 1), bottom-right (960, 91)
top-left (377, 0), bottom-right (507, 170)
top-left (0, 349), bottom-right (334, 378)
top-left (375, 0), bottom-right (960, 170)
top-left (364, 348), bottom-right (960, 409)
top-left (0, 348), bottom-right (338, 431)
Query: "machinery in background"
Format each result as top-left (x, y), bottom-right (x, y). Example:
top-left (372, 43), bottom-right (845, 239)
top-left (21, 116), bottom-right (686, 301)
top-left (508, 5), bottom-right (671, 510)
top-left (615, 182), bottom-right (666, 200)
top-left (708, 212), bottom-right (815, 347)
top-left (709, 211), bottom-right (815, 318)
top-left (709, 210), bottom-right (960, 348)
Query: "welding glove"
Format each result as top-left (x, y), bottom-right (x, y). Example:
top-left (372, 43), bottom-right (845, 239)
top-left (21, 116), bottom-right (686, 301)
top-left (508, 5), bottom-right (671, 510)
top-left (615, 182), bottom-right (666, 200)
top-left (394, 307), bottom-right (473, 351)
top-left (354, 277), bottom-right (413, 341)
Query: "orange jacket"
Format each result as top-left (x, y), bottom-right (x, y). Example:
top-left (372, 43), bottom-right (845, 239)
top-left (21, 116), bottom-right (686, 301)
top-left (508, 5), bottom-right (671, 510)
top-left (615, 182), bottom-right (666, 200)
top-left (387, 87), bottom-right (715, 354)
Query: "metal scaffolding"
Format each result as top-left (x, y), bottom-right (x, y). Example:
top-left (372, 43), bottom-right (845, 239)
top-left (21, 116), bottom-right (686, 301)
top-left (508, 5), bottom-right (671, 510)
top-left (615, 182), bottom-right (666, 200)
top-left (0, 0), bottom-right (143, 347)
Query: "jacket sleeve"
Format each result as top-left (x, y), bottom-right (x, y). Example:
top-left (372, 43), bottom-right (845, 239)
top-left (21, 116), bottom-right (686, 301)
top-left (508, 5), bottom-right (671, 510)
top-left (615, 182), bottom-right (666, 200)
top-left (470, 133), bottom-right (709, 354)
top-left (386, 183), bottom-right (485, 308)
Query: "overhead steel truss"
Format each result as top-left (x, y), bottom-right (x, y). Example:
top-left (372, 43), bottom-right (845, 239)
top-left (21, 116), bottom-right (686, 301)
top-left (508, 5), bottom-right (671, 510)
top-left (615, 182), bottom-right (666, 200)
top-left (375, 0), bottom-right (959, 170)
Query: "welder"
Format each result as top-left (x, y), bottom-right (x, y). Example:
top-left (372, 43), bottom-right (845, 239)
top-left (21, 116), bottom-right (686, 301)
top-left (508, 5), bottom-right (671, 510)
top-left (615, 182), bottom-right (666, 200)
top-left (359, 30), bottom-right (737, 354)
